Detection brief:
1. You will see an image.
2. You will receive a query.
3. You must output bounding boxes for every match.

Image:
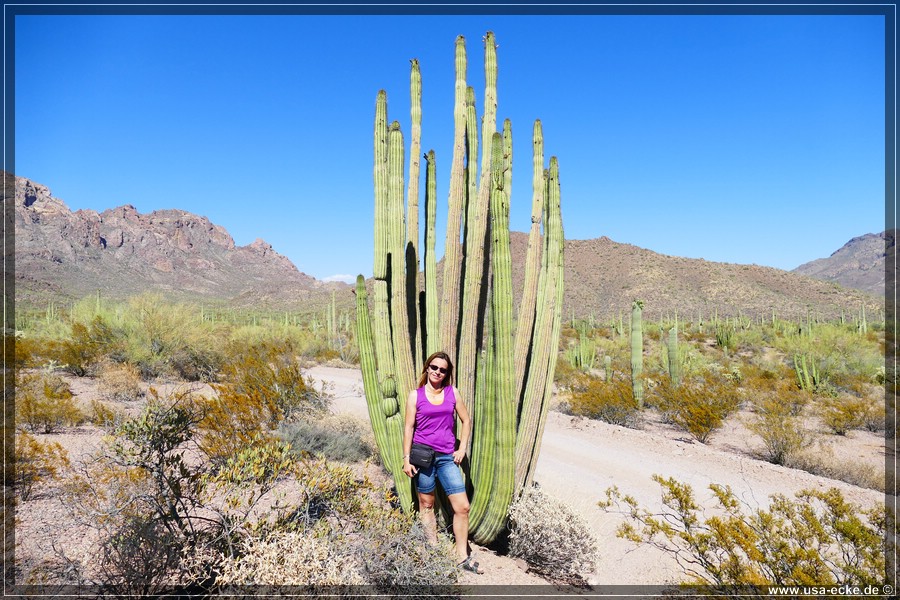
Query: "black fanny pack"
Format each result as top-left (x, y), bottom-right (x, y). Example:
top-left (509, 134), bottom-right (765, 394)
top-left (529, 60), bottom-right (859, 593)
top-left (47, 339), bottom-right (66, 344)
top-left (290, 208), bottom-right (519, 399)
top-left (409, 443), bottom-right (435, 468)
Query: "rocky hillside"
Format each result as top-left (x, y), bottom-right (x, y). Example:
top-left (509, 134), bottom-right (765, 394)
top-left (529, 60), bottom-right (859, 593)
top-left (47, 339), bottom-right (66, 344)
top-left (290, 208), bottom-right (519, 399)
top-left (792, 231), bottom-right (890, 297)
top-left (508, 233), bottom-right (882, 322)
top-left (12, 175), bottom-right (346, 310)
top-left (11, 174), bottom-right (882, 321)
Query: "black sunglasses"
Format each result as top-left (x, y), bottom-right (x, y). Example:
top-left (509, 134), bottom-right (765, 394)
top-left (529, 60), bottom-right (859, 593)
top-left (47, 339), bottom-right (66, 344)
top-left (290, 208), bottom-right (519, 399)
top-left (427, 364), bottom-right (448, 375)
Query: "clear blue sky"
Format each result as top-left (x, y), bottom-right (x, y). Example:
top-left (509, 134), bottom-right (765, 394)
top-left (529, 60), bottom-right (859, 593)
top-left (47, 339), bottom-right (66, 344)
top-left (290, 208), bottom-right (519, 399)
top-left (15, 12), bottom-right (886, 283)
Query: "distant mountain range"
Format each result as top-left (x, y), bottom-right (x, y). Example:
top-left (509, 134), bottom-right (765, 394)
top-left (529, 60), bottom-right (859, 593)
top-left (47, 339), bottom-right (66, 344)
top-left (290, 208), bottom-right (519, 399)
top-left (792, 231), bottom-right (890, 298)
top-left (10, 175), bottom-right (884, 319)
top-left (11, 175), bottom-right (344, 311)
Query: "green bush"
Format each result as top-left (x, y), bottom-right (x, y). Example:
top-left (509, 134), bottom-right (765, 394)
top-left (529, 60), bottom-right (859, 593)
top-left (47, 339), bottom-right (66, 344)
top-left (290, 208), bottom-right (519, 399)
top-left (508, 485), bottom-right (601, 584)
top-left (600, 475), bottom-right (892, 589)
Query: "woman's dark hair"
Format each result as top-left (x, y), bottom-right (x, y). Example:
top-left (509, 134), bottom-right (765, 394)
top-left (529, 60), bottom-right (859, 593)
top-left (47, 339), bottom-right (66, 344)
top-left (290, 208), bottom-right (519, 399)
top-left (417, 351), bottom-right (454, 388)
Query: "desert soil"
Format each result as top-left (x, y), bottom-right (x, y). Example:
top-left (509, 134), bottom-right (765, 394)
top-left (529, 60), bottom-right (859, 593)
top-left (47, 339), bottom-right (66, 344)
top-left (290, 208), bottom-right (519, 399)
top-left (15, 366), bottom-right (889, 589)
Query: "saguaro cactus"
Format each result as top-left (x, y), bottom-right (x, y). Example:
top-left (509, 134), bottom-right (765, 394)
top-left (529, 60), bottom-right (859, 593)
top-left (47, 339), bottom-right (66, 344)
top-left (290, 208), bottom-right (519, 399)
top-left (667, 325), bottom-right (681, 387)
top-left (355, 32), bottom-right (565, 544)
top-left (630, 300), bottom-right (644, 408)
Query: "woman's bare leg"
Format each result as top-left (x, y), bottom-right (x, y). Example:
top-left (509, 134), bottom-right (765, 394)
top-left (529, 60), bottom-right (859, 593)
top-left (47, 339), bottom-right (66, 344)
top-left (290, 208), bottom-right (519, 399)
top-left (417, 491), bottom-right (438, 544)
top-left (446, 492), bottom-right (471, 561)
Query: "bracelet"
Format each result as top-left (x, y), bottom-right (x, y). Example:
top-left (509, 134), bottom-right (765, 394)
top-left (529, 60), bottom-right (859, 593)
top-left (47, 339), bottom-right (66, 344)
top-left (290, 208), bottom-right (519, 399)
top-left (403, 454), bottom-right (410, 459)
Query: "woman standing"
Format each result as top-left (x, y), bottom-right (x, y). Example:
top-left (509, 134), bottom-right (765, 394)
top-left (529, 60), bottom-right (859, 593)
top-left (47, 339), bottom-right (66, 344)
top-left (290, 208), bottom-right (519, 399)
top-left (402, 351), bottom-right (483, 574)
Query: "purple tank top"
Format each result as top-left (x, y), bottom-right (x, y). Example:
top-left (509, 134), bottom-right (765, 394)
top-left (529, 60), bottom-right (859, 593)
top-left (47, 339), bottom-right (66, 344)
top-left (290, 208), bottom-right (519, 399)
top-left (412, 386), bottom-right (457, 454)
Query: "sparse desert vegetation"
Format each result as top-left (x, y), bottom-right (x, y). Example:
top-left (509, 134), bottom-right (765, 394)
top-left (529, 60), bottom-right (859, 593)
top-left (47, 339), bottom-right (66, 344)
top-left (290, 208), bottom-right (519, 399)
top-left (10, 292), bottom-right (889, 590)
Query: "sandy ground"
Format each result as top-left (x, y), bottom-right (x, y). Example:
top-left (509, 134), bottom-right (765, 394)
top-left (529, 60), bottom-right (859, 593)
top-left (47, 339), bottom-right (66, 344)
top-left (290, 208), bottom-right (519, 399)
top-left (14, 366), bottom-right (889, 589)
top-left (306, 366), bottom-right (889, 587)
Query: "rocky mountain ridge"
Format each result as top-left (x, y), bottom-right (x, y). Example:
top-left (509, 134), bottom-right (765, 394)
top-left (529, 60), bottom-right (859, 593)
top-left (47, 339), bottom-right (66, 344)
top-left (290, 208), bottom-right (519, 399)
top-left (12, 175), bottom-right (343, 309)
top-left (792, 231), bottom-right (890, 297)
top-left (10, 174), bottom-right (883, 320)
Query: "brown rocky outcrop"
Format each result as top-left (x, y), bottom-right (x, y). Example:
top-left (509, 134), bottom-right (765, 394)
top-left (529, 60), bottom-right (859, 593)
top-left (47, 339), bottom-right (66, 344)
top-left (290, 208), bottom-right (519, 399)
top-left (13, 174), bottom-right (343, 309)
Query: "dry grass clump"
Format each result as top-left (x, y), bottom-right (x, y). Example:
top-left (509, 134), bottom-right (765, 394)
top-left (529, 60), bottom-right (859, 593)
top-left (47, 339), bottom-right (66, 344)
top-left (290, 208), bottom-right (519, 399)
top-left (97, 361), bottom-right (143, 402)
top-left (508, 485), bottom-right (601, 584)
top-left (15, 371), bottom-right (84, 434)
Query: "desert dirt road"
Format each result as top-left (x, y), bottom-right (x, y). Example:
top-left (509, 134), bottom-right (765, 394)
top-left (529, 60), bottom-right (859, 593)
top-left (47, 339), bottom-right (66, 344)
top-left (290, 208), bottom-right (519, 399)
top-left (307, 365), bottom-right (886, 586)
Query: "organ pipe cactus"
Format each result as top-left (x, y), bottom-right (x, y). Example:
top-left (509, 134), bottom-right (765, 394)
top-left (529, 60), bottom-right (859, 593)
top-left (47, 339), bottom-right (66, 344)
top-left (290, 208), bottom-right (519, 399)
top-left (355, 32), bottom-right (564, 544)
top-left (630, 300), bottom-right (644, 408)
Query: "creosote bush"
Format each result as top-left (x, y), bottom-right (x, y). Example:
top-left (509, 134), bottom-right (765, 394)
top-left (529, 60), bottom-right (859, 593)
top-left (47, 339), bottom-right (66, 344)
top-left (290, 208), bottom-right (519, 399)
top-left (98, 361), bottom-right (143, 402)
top-left (817, 395), bottom-right (868, 435)
top-left (195, 341), bottom-right (328, 464)
top-left (600, 475), bottom-right (892, 589)
top-left (508, 484), bottom-right (601, 584)
top-left (15, 371), bottom-right (84, 433)
top-left (566, 373), bottom-right (642, 428)
top-left (651, 372), bottom-right (741, 443)
top-left (14, 431), bottom-right (71, 500)
top-left (745, 393), bottom-right (811, 466)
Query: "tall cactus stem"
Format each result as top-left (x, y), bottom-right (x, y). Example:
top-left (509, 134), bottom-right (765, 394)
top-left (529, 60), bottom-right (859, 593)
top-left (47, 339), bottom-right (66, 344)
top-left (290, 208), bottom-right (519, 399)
top-left (631, 300), bottom-right (645, 409)
top-left (439, 36), bottom-right (469, 360)
top-left (513, 120), bottom-right (545, 405)
top-left (424, 150), bottom-right (439, 356)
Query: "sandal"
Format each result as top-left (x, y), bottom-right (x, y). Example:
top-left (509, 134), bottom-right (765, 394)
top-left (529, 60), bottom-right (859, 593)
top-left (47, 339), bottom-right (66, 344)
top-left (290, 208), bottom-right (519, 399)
top-left (457, 556), bottom-right (484, 574)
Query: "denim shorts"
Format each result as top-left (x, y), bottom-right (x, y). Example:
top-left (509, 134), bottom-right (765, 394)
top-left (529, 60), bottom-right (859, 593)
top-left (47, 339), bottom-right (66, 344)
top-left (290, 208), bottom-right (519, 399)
top-left (415, 452), bottom-right (466, 496)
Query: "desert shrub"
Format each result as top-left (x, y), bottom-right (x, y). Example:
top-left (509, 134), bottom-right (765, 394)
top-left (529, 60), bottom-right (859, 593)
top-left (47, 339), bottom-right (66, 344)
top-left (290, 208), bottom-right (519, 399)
top-left (98, 361), bottom-right (143, 402)
top-left (508, 484), bottom-right (601, 584)
top-left (600, 475), bottom-right (891, 589)
top-left (96, 514), bottom-right (183, 597)
top-left (14, 431), bottom-right (71, 500)
top-left (651, 373), bottom-right (741, 443)
top-left (788, 444), bottom-right (885, 492)
top-left (817, 395), bottom-right (868, 435)
top-left (216, 529), bottom-right (365, 587)
top-left (552, 354), bottom-right (580, 390)
top-left (88, 399), bottom-right (128, 432)
top-left (357, 517), bottom-right (459, 593)
top-left (745, 393), bottom-right (811, 465)
top-left (193, 388), bottom-right (279, 465)
top-left (195, 342), bottom-right (328, 464)
top-left (55, 316), bottom-right (119, 376)
top-left (566, 373), bottom-right (641, 428)
top-left (858, 395), bottom-right (885, 432)
top-left (169, 346), bottom-right (225, 383)
top-left (278, 414), bottom-right (375, 463)
top-left (65, 389), bottom-right (305, 592)
top-left (220, 341), bottom-right (328, 424)
top-left (15, 372), bottom-right (84, 433)
top-left (14, 335), bottom-right (42, 369)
